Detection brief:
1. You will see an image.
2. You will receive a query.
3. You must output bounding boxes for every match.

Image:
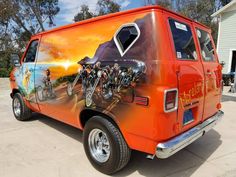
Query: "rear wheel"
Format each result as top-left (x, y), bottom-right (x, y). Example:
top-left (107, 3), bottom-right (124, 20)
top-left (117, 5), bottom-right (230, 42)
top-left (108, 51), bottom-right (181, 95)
top-left (12, 93), bottom-right (32, 121)
top-left (83, 116), bottom-right (131, 175)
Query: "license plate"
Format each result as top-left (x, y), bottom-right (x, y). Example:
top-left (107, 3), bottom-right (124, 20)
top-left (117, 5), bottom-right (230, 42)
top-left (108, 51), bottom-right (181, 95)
top-left (183, 109), bottom-right (194, 125)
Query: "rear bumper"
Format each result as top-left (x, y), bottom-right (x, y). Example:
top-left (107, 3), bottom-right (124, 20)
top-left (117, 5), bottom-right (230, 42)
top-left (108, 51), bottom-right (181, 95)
top-left (156, 110), bottom-right (224, 159)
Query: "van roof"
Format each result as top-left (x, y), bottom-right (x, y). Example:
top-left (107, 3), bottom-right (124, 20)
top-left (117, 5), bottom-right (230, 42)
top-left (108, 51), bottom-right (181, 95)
top-left (35, 5), bottom-right (209, 37)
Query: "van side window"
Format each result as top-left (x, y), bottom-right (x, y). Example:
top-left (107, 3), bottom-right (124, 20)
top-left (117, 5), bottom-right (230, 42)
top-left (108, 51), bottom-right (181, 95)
top-left (169, 19), bottom-right (197, 60)
top-left (196, 29), bottom-right (215, 62)
top-left (24, 40), bottom-right (39, 63)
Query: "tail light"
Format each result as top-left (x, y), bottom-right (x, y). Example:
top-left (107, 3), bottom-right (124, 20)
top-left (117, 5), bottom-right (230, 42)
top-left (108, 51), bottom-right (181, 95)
top-left (164, 89), bottom-right (178, 113)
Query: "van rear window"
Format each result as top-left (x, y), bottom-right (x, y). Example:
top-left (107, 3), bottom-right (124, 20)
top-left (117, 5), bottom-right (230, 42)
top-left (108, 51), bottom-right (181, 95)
top-left (196, 29), bottom-right (215, 62)
top-left (169, 19), bottom-right (197, 60)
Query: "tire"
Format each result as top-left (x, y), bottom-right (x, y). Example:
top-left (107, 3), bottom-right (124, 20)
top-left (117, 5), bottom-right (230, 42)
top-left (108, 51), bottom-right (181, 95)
top-left (85, 88), bottom-right (93, 107)
top-left (36, 86), bottom-right (46, 101)
top-left (67, 82), bottom-right (74, 96)
top-left (48, 84), bottom-right (56, 99)
top-left (83, 116), bottom-right (131, 175)
top-left (12, 93), bottom-right (32, 121)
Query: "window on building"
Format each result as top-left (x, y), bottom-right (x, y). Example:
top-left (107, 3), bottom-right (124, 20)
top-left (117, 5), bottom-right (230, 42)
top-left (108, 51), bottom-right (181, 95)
top-left (231, 51), bottom-right (236, 73)
top-left (169, 19), bottom-right (197, 60)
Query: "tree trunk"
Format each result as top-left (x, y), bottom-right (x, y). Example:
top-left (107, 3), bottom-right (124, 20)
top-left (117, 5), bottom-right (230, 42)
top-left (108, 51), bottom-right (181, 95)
top-left (13, 15), bottom-right (32, 35)
top-left (25, 0), bottom-right (45, 32)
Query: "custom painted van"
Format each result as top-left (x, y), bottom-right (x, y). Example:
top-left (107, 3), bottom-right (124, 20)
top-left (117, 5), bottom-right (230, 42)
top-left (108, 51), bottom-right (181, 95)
top-left (10, 6), bottom-right (224, 174)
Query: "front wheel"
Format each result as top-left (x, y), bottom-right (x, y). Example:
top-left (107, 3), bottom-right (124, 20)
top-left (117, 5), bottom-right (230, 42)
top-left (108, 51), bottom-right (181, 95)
top-left (12, 93), bottom-right (32, 121)
top-left (83, 116), bottom-right (131, 175)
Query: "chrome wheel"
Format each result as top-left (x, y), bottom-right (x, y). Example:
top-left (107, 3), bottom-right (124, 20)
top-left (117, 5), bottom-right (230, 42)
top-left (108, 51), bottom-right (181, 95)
top-left (88, 129), bottom-right (111, 163)
top-left (13, 97), bottom-right (21, 117)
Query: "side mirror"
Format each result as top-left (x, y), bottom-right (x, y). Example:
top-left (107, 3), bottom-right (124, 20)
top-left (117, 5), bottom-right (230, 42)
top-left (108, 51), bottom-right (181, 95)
top-left (11, 54), bottom-right (21, 67)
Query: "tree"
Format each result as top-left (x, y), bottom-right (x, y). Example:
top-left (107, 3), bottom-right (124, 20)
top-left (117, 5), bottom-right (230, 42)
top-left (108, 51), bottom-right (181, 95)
top-left (0, 0), bottom-right (60, 35)
top-left (179, 0), bottom-right (215, 24)
top-left (24, 0), bottom-right (60, 30)
top-left (97, 0), bottom-right (121, 16)
top-left (74, 0), bottom-right (120, 22)
top-left (0, 0), bottom-right (60, 77)
top-left (0, 0), bottom-right (60, 50)
top-left (178, 0), bottom-right (218, 42)
top-left (74, 5), bottom-right (94, 22)
top-left (155, 0), bottom-right (172, 9)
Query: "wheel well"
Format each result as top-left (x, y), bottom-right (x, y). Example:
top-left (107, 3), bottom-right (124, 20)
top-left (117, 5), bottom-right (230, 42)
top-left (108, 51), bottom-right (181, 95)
top-left (11, 89), bottom-right (20, 98)
top-left (79, 109), bottom-right (118, 129)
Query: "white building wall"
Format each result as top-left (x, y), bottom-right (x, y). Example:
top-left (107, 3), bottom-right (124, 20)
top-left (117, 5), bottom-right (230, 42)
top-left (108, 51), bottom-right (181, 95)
top-left (217, 10), bottom-right (236, 74)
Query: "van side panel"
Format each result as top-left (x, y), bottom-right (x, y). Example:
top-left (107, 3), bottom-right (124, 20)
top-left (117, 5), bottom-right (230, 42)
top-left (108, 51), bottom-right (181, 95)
top-left (10, 7), bottom-right (222, 156)
top-left (31, 10), bottom-right (165, 154)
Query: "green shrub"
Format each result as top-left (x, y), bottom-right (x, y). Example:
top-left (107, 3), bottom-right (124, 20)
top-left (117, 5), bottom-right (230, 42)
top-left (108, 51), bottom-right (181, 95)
top-left (0, 68), bottom-right (10, 77)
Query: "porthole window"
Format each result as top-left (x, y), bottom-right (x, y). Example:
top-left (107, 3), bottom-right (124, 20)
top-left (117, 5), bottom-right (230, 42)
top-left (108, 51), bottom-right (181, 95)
top-left (114, 23), bottom-right (140, 57)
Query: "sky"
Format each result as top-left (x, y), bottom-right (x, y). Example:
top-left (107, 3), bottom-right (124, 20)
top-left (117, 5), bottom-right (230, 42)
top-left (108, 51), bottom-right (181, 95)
top-left (53, 0), bottom-right (148, 28)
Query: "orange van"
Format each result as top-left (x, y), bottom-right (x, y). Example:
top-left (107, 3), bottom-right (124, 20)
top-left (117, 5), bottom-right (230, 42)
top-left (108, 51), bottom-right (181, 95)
top-left (10, 6), bottom-right (224, 174)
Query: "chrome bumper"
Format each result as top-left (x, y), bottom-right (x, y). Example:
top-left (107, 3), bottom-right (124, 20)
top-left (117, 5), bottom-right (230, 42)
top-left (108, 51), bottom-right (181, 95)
top-left (156, 110), bottom-right (224, 159)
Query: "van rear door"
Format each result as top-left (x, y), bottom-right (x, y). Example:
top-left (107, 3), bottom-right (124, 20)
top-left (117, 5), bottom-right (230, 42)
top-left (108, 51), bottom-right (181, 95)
top-left (194, 26), bottom-right (222, 120)
top-left (166, 14), bottom-right (205, 134)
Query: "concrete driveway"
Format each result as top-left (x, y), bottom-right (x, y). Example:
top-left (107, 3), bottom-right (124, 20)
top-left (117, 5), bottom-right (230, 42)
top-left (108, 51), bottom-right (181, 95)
top-left (0, 78), bottom-right (236, 177)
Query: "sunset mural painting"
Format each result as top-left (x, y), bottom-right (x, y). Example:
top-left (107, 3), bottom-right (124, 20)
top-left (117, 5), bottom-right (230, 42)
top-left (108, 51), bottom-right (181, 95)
top-left (15, 13), bottom-right (154, 113)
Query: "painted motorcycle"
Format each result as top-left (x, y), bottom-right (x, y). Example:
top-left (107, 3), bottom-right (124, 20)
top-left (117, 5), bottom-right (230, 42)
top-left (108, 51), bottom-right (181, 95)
top-left (66, 60), bottom-right (146, 107)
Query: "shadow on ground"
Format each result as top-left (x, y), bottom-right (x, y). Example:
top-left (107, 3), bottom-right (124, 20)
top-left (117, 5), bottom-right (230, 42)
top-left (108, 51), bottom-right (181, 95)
top-left (29, 113), bottom-right (222, 177)
top-left (31, 113), bottom-right (83, 143)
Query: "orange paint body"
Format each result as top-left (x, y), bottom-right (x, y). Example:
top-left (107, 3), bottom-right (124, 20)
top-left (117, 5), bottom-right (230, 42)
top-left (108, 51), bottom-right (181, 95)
top-left (10, 6), bottom-right (222, 155)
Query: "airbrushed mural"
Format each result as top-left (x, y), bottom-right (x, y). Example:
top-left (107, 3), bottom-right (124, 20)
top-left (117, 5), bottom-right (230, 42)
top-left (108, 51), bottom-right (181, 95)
top-left (14, 13), bottom-right (157, 116)
top-left (66, 60), bottom-right (146, 107)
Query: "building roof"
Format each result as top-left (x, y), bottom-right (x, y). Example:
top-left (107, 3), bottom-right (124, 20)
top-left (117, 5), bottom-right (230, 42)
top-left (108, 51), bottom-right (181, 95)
top-left (212, 0), bottom-right (236, 17)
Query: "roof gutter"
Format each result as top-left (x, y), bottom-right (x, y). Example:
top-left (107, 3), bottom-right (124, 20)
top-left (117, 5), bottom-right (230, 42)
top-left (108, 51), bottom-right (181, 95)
top-left (212, 0), bottom-right (236, 17)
